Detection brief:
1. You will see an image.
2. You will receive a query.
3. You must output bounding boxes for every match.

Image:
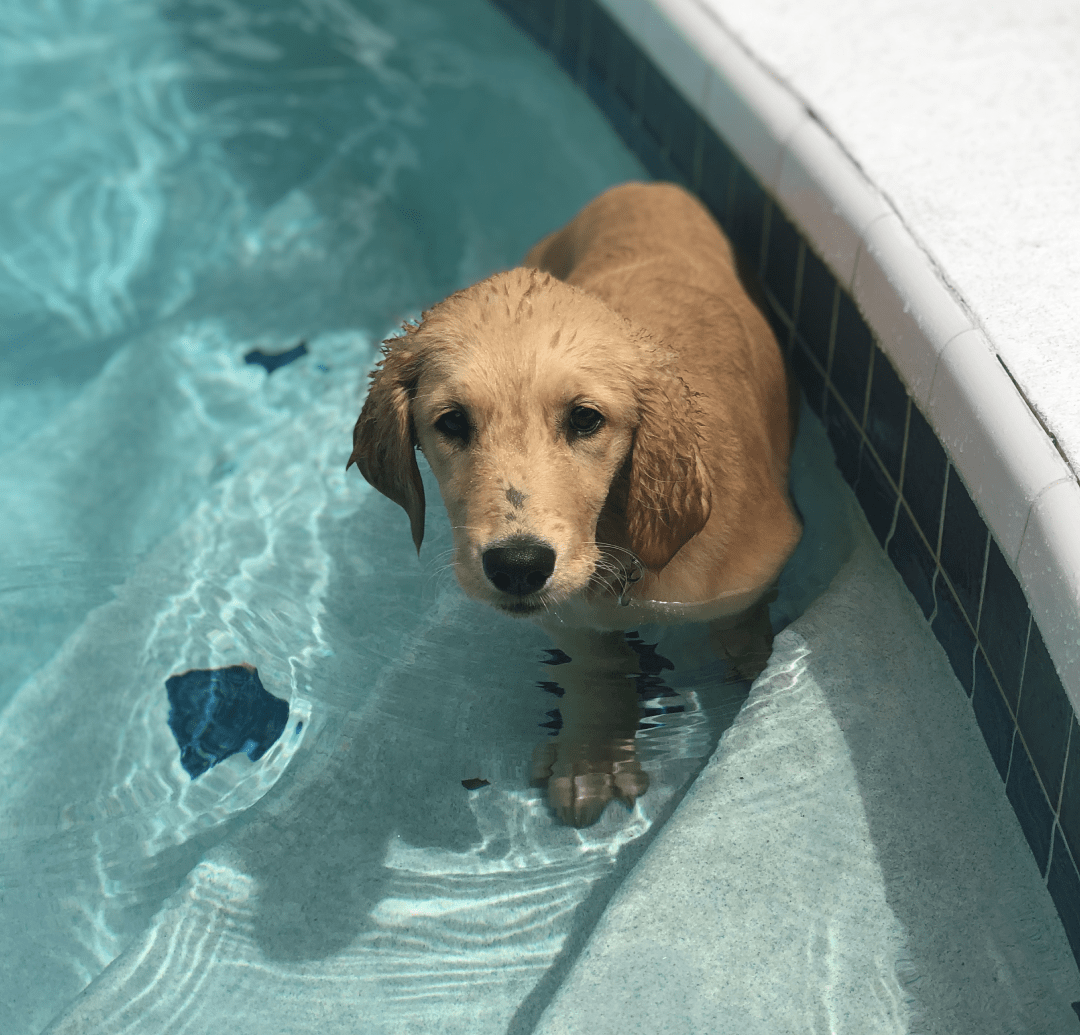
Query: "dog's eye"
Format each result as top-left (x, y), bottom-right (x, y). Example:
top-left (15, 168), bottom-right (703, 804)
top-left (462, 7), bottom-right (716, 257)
top-left (568, 406), bottom-right (604, 436)
top-left (435, 409), bottom-right (470, 442)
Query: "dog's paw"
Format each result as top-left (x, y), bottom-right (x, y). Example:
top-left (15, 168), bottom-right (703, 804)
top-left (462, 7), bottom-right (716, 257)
top-left (709, 600), bottom-right (775, 683)
top-left (530, 738), bottom-right (649, 828)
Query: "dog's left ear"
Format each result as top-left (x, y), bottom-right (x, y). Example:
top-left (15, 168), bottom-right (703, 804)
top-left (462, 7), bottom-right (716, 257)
top-left (348, 341), bottom-right (426, 554)
top-left (625, 366), bottom-right (712, 571)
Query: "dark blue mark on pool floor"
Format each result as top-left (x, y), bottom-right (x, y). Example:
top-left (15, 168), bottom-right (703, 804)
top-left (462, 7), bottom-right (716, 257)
top-left (625, 632), bottom-right (678, 698)
top-left (540, 648), bottom-right (572, 666)
top-left (165, 664), bottom-right (289, 779)
top-left (540, 708), bottom-right (563, 735)
top-left (244, 340), bottom-right (308, 374)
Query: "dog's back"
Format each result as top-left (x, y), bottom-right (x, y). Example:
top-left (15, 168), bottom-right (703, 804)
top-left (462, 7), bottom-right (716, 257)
top-left (525, 182), bottom-right (799, 611)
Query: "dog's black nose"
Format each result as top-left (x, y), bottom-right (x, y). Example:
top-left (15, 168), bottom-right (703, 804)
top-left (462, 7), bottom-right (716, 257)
top-left (482, 537), bottom-right (556, 596)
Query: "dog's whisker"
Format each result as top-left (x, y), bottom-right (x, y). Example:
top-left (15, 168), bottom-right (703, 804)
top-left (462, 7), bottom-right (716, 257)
top-left (427, 564), bottom-right (457, 587)
top-left (589, 539), bottom-right (644, 562)
top-left (585, 540), bottom-right (645, 603)
top-left (586, 574), bottom-right (622, 602)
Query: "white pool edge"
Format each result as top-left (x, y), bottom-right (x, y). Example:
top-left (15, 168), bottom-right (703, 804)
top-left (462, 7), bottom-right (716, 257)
top-left (600, 0), bottom-right (1080, 714)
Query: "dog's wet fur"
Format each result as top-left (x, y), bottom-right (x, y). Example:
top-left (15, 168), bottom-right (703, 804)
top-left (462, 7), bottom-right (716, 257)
top-left (351, 182), bottom-right (801, 826)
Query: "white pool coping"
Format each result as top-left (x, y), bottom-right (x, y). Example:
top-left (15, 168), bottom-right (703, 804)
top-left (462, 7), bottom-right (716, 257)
top-left (599, 0), bottom-right (1080, 714)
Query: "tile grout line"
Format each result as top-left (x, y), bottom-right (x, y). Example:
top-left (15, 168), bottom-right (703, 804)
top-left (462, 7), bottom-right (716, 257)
top-left (969, 525), bottom-right (992, 708)
top-left (822, 281), bottom-right (840, 416)
top-left (1053, 720), bottom-right (1075, 888)
top-left (882, 396), bottom-right (911, 553)
top-left (788, 239), bottom-right (806, 358)
top-left (1006, 611), bottom-right (1034, 794)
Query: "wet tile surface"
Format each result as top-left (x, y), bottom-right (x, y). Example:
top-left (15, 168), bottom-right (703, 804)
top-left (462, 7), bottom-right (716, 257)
top-left (830, 291), bottom-right (873, 425)
top-left (939, 469), bottom-right (988, 627)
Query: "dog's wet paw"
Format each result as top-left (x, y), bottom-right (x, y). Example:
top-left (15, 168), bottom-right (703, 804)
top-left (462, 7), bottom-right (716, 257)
top-left (530, 738), bottom-right (649, 827)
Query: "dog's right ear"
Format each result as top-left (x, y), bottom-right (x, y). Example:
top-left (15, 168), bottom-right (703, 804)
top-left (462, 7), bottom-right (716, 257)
top-left (348, 342), bottom-right (426, 554)
top-left (624, 360), bottom-right (712, 572)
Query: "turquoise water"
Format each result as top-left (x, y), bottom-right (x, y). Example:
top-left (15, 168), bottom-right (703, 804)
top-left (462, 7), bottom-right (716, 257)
top-left (3, 2), bottom-right (1078, 1033)
top-left (0, 1), bottom-right (830, 1030)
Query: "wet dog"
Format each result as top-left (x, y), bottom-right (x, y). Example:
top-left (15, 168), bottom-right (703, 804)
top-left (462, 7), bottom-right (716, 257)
top-left (350, 182), bottom-right (801, 825)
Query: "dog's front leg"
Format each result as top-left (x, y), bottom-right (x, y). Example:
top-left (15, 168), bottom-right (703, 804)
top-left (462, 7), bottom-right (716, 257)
top-left (708, 595), bottom-right (775, 682)
top-left (530, 628), bottom-right (649, 827)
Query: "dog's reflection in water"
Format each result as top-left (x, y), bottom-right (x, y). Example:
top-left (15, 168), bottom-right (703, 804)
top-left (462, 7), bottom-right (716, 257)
top-left (528, 601), bottom-right (774, 828)
top-left (350, 183), bottom-right (800, 826)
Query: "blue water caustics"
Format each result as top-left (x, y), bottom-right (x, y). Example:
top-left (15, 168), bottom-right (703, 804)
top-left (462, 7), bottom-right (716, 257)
top-left (165, 664), bottom-right (289, 778)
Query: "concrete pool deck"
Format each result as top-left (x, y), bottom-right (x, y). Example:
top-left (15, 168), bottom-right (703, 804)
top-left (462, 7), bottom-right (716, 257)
top-left (670, 0), bottom-right (1080, 709)
top-left (691, 0), bottom-right (1080, 481)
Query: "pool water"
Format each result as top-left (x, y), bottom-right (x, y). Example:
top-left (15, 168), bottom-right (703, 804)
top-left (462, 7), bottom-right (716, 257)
top-left (1, 1), bottom-right (1078, 1033)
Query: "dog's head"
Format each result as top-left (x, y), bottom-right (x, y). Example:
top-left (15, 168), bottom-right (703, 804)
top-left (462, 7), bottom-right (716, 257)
top-left (349, 267), bottom-right (710, 617)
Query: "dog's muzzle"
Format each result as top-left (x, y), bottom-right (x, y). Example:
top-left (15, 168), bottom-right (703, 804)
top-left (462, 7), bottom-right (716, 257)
top-left (482, 535), bottom-right (556, 597)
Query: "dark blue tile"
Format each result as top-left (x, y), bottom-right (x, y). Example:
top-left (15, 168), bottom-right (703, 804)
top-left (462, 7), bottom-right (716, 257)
top-left (795, 247), bottom-right (836, 370)
top-left (1047, 829), bottom-right (1080, 975)
top-left (790, 339), bottom-right (825, 418)
top-left (605, 13), bottom-right (638, 105)
top-left (932, 577), bottom-right (976, 695)
top-left (829, 291), bottom-right (873, 427)
top-left (1018, 621), bottom-right (1072, 809)
top-left (673, 117), bottom-right (702, 190)
top-left (902, 402), bottom-right (947, 551)
top-left (938, 467), bottom-right (988, 627)
top-left (973, 648), bottom-right (1014, 782)
top-left (865, 347), bottom-right (908, 485)
top-left (978, 538), bottom-right (1029, 712)
top-left (888, 502), bottom-right (936, 619)
top-left (583, 67), bottom-right (637, 149)
top-left (497, 0), bottom-right (556, 49)
top-left (584, 1), bottom-right (617, 80)
top-left (762, 295), bottom-right (790, 351)
top-left (638, 61), bottom-right (671, 148)
top-left (1059, 719), bottom-right (1080, 863)
top-left (855, 449), bottom-right (897, 547)
top-left (823, 389), bottom-right (862, 488)
top-left (165, 666), bottom-right (289, 780)
top-left (579, 26), bottom-right (683, 184)
top-left (632, 120), bottom-right (681, 183)
top-left (728, 162), bottom-right (766, 270)
top-left (763, 208), bottom-right (801, 323)
top-left (638, 62), bottom-right (697, 184)
top-left (1006, 737), bottom-right (1055, 874)
top-left (554, 0), bottom-right (585, 77)
top-left (697, 127), bottom-right (734, 227)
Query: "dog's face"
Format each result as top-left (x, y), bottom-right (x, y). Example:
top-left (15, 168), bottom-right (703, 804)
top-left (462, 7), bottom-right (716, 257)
top-left (410, 316), bottom-right (639, 616)
top-left (350, 268), bottom-right (710, 617)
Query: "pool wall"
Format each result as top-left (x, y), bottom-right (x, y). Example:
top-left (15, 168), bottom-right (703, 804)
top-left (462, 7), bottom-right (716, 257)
top-left (490, 0), bottom-right (1080, 974)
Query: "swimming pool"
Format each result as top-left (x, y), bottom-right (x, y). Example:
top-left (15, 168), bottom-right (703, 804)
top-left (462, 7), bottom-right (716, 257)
top-left (2, 0), bottom-right (1078, 1032)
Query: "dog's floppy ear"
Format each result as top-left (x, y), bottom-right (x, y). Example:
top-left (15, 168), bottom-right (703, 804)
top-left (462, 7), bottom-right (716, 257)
top-left (625, 366), bottom-right (712, 571)
top-left (348, 339), bottom-right (426, 554)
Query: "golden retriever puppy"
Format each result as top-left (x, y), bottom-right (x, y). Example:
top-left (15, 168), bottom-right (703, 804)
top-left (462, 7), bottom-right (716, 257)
top-left (350, 182), bottom-right (801, 826)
